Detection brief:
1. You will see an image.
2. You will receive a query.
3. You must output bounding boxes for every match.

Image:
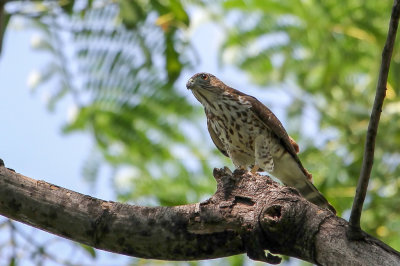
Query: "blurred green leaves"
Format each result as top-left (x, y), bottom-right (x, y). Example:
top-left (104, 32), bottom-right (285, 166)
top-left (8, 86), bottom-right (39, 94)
top-left (221, 0), bottom-right (400, 249)
top-left (7, 0), bottom-right (215, 207)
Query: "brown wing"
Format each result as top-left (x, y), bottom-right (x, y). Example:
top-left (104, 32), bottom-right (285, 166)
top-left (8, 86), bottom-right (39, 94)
top-left (249, 98), bottom-right (299, 155)
top-left (206, 115), bottom-right (229, 158)
top-left (289, 136), bottom-right (300, 153)
top-left (249, 97), bottom-right (312, 178)
top-left (227, 88), bottom-right (310, 178)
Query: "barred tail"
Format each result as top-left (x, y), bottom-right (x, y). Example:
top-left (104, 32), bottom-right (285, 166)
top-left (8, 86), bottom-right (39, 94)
top-left (295, 179), bottom-right (336, 214)
top-left (270, 151), bottom-right (336, 213)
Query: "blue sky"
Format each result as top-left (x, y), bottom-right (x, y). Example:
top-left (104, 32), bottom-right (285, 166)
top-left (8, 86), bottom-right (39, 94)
top-left (0, 22), bottom-right (90, 192)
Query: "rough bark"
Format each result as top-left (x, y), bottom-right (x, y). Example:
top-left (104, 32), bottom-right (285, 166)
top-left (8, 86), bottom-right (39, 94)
top-left (0, 165), bottom-right (399, 265)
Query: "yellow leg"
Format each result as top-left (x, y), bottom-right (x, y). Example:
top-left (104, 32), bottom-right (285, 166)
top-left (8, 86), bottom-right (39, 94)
top-left (235, 165), bottom-right (247, 171)
top-left (223, 166), bottom-right (233, 175)
top-left (250, 164), bottom-right (260, 174)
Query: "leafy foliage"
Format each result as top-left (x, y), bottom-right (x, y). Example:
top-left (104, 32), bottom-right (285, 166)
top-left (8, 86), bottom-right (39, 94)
top-left (21, 0), bottom-right (218, 207)
top-left (2, 1), bottom-right (220, 264)
top-left (221, 0), bottom-right (400, 248)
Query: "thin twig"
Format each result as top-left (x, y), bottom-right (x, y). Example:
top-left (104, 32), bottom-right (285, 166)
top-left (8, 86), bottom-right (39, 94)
top-left (0, 1), bottom-right (5, 55)
top-left (348, 0), bottom-right (400, 238)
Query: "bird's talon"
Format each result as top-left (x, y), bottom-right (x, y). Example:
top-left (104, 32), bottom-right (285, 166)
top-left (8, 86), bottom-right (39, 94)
top-left (223, 166), bottom-right (233, 175)
top-left (250, 165), bottom-right (259, 174)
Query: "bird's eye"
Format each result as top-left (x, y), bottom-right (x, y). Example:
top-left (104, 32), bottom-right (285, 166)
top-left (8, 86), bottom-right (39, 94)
top-left (200, 73), bottom-right (208, 80)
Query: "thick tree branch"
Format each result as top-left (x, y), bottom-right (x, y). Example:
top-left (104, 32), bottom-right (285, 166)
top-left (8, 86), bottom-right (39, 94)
top-left (1, 165), bottom-right (399, 265)
top-left (349, 0), bottom-right (400, 237)
top-left (0, 166), bottom-right (244, 261)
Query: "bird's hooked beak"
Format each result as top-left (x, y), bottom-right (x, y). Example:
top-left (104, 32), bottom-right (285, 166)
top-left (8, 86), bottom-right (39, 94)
top-left (186, 78), bottom-right (194, 90)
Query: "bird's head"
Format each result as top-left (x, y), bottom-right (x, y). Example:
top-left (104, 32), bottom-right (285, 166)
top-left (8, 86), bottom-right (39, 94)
top-left (186, 73), bottom-right (228, 105)
top-left (186, 72), bottom-right (227, 93)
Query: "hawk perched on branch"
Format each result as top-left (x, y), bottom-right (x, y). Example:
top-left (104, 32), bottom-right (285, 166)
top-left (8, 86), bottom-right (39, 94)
top-left (187, 72), bottom-right (335, 213)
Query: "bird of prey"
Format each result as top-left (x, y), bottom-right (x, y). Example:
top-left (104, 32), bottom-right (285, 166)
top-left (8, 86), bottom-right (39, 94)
top-left (187, 72), bottom-right (335, 213)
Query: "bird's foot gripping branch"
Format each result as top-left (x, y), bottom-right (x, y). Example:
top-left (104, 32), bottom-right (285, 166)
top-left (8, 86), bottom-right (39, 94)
top-left (192, 168), bottom-right (337, 264)
top-left (1, 164), bottom-right (400, 265)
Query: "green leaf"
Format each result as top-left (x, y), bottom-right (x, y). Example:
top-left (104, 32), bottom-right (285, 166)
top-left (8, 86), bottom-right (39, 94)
top-left (60, 0), bottom-right (75, 14)
top-left (8, 257), bottom-right (16, 266)
top-left (119, 0), bottom-right (145, 29)
top-left (165, 35), bottom-right (182, 83)
top-left (80, 244), bottom-right (97, 258)
top-left (0, 6), bottom-right (11, 56)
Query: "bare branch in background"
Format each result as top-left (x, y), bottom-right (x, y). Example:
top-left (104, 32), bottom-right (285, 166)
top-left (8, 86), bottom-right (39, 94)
top-left (349, 0), bottom-right (400, 238)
